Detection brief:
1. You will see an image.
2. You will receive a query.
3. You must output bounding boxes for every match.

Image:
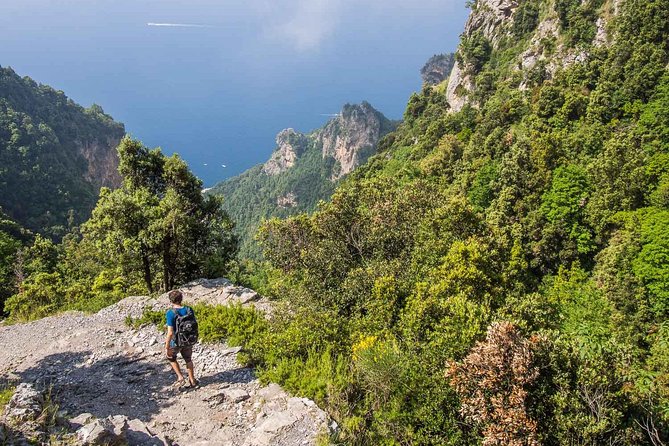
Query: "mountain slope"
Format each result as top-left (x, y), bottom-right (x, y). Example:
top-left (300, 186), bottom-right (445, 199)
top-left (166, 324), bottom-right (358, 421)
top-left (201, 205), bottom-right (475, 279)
top-left (0, 66), bottom-right (125, 236)
top-left (209, 101), bottom-right (397, 257)
top-left (253, 0), bottom-right (669, 443)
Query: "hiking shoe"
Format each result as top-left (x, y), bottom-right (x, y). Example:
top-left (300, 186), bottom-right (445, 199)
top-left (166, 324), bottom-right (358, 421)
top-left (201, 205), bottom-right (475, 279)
top-left (171, 379), bottom-right (186, 390)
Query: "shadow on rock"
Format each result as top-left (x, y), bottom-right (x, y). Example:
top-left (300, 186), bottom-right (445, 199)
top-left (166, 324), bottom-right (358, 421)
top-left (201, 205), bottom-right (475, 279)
top-left (202, 367), bottom-right (255, 387)
top-left (16, 351), bottom-right (171, 422)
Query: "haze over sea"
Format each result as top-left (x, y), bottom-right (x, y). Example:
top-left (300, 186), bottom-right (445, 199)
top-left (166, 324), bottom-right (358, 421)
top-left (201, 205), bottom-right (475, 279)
top-left (0, 0), bottom-right (467, 186)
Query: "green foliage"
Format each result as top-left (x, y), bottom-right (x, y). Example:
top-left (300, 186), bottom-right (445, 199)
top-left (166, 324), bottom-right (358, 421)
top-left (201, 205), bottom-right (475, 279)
top-left (540, 164), bottom-right (595, 255)
top-left (194, 303), bottom-right (267, 347)
top-left (84, 137), bottom-right (238, 293)
top-left (4, 137), bottom-right (238, 320)
top-left (245, 0), bottom-right (669, 442)
top-left (555, 0), bottom-right (603, 44)
top-left (125, 308), bottom-right (165, 330)
top-left (512, 0), bottom-right (540, 37)
top-left (0, 383), bottom-right (15, 413)
top-left (0, 66), bottom-right (124, 237)
top-left (456, 31), bottom-right (491, 74)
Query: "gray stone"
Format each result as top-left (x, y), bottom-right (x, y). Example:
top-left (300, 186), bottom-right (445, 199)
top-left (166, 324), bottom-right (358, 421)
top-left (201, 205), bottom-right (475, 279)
top-left (126, 418), bottom-right (171, 445)
top-left (108, 414), bottom-right (130, 437)
top-left (5, 383), bottom-right (43, 423)
top-left (77, 418), bottom-right (125, 445)
top-left (69, 412), bottom-right (94, 429)
top-left (257, 410), bottom-right (298, 433)
top-left (256, 383), bottom-right (283, 402)
top-left (221, 346), bottom-right (242, 355)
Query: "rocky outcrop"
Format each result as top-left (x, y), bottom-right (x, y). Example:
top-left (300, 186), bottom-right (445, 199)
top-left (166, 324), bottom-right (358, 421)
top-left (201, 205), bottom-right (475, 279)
top-left (447, 0), bottom-right (619, 110)
top-left (277, 192), bottom-right (298, 208)
top-left (262, 129), bottom-right (311, 175)
top-left (1, 383), bottom-right (62, 445)
top-left (517, 17), bottom-right (560, 88)
top-left (262, 102), bottom-right (393, 179)
top-left (316, 101), bottom-right (393, 179)
top-left (78, 136), bottom-right (123, 189)
top-left (0, 279), bottom-right (328, 445)
top-left (446, 0), bottom-right (519, 111)
top-left (421, 53), bottom-right (456, 85)
top-left (466, 0), bottom-right (518, 43)
top-left (209, 101), bottom-right (395, 257)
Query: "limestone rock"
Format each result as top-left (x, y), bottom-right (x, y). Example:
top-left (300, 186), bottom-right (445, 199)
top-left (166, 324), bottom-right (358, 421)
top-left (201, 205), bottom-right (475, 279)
top-left (262, 129), bottom-right (310, 175)
top-left (421, 53), bottom-right (456, 85)
top-left (4, 383), bottom-right (43, 423)
top-left (316, 101), bottom-right (393, 179)
top-left (69, 412), bottom-right (95, 429)
top-left (276, 192), bottom-right (298, 208)
top-left (77, 418), bottom-right (125, 445)
top-left (126, 418), bottom-right (171, 446)
top-left (224, 388), bottom-right (251, 403)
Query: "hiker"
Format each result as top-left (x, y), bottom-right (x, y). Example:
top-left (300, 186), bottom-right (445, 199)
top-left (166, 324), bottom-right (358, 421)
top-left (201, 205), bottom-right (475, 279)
top-left (165, 289), bottom-right (200, 389)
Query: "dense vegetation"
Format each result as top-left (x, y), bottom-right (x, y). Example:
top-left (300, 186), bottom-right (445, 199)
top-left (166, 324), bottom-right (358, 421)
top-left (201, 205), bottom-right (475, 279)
top-left (210, 147), bottom-right (337, 258)
top-left (0, 66), bottom-right (125, 236)
top-left (204, 0), bottom-right (669, 444)
top-left (209, 102), bottom-right (396, 258)
top-left (2, 0), bottom-right (669, 443)
top-left (3, 137), bottom-right (237, 318)
top-left (0, 67), bottom-right (127, 312)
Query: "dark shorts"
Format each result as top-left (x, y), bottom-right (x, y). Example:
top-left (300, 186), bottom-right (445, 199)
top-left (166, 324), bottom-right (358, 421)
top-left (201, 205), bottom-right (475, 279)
top-left (166, 345), bottom-right (193, 363)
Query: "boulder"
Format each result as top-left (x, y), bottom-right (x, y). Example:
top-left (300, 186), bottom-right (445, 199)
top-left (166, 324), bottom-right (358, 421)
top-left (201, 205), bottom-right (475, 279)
top-left (223, 388), bottom-right (250, 403)
top-left (126, 418), bottom-right (171, 445)
top-left (69, 412), bottom-right (95, 429)
top-left (77, 417), bottom-right (125, 445)
top-left (4, 383), bottom-right (43, 423)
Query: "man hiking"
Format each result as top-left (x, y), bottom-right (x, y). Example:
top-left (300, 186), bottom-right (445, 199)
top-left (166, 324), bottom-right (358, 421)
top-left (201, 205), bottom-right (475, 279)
top-left (165, 289), bottom-right (200, 389)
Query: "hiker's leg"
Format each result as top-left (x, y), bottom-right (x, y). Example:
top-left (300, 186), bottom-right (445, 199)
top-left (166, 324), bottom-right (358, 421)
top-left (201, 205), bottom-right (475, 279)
top-left (167, 347), bottom-right (185, 381)
top-left (186, 361), bottom-right (196, 384)
top-left (182, 347), bottom-right (196, 385)
top-left (169, 361), bottom-right (185, 381)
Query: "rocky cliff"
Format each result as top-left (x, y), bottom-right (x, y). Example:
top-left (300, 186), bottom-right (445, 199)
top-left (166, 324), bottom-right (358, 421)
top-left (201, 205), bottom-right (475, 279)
top-left (78, 136), bottom-right (123, 189)
top-left (0, 66), bottom-right (124, 235)
top-left (262, 129), bottom-right (310, 176)
top-left (420, 53), bottom-right (456, 85)
top-left (209, 101), bottom-right (397, 257)
top-left (446, 0), bottom-right (618, 111)
top-left (316, 101), bottom-right (394, 179)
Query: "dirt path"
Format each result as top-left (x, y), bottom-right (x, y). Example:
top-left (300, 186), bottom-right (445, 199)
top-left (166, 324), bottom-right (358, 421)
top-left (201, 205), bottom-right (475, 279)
top-left (0, 280), bottom-right (328, 446)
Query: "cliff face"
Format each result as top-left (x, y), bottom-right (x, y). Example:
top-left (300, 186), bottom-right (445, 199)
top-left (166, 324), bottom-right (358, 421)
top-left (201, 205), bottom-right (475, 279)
top-left (446, 0), bottom-right (517, 111)
top-left (263, 102), bottom-right (394, 179)
top-left (0, 66), bottom-right (125, 234)
top-left (316, 102), bottom-right (393, 179)
top-left (262, 129), bottom-right (311, 175)
top-left (421, 54), bottom-right (456, 85)
top-left (78, 136), bottom-right (123, 189)
top-left (446, 0), bottom-right (618, 111)
top-left (209, 101), bottom-right (396, 257)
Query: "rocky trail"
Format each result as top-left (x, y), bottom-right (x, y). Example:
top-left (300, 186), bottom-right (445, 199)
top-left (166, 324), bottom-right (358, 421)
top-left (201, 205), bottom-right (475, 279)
top-left (0, 279), bottom-right (329, 446)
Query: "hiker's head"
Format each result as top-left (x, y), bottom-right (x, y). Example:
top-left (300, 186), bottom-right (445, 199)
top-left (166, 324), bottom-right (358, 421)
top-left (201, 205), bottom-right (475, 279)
top-left (168, 290), bottom-right (183, 305)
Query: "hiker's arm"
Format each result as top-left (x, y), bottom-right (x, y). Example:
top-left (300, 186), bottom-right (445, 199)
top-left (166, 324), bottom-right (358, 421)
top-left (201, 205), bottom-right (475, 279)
top-left (165, 326), bottom-right (174, 350)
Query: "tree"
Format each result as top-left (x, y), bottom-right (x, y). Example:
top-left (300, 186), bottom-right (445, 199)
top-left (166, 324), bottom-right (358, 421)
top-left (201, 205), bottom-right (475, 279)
top-left (84, 137), bottom-right (237, 293)
top-left (446, 321), bottom-right (540, 446)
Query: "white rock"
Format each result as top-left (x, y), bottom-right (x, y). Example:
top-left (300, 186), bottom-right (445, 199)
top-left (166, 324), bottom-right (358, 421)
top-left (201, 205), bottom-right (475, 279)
top-left (224, 388), bottom-right (250, 403)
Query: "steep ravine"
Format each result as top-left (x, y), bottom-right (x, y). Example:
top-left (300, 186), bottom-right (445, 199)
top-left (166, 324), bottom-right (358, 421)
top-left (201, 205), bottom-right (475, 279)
top-left (0, 279), bottom-right (329, 446)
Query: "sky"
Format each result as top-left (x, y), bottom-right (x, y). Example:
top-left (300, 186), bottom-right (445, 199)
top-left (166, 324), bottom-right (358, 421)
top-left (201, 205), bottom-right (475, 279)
top-left (0, 0), bottom-right (468, 186)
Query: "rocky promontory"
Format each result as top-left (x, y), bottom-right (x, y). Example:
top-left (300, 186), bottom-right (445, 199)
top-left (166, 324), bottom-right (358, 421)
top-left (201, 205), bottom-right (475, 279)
top-left (0, 279), bottom-right (329, 445)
